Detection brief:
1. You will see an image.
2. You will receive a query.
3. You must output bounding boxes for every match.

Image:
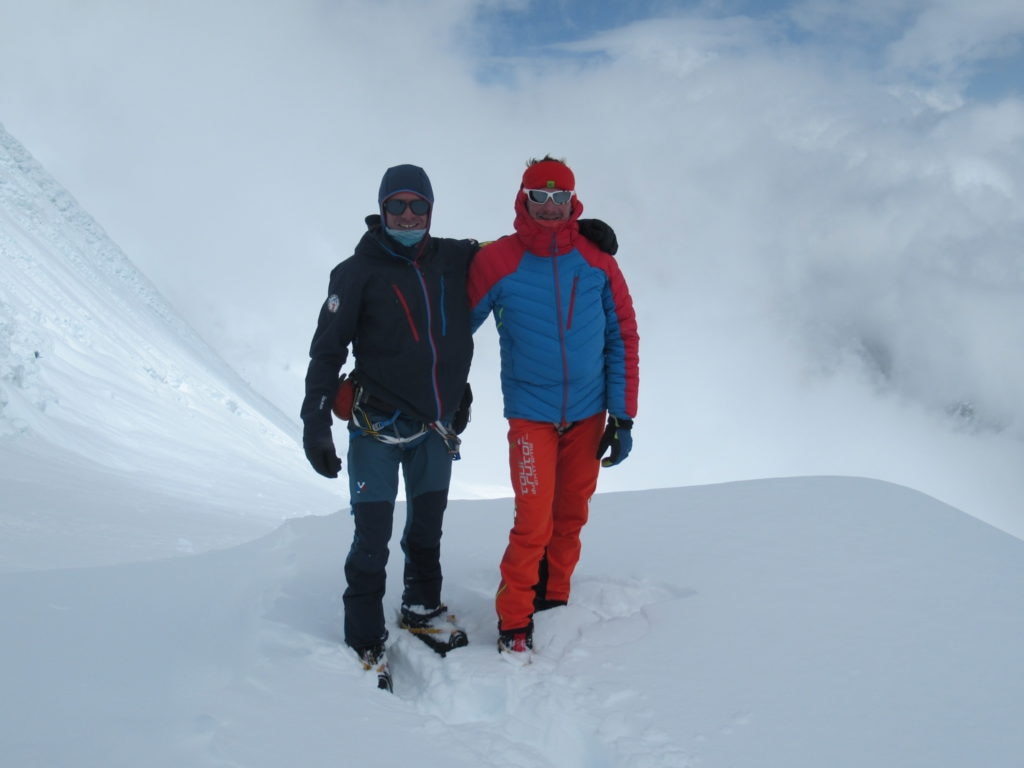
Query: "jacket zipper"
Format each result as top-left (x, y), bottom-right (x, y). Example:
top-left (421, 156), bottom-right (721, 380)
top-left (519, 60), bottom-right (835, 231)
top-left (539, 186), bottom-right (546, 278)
top-left (416, 266), bottom-right (443, 420)
top-left (550, 235), bottom-right (571, 427)
top-left (566, 275), bottom-right (579, 330)
top-left (392, 269), bottom-right (443, 420)
top-left (381, 235), bottom-right (445, 421)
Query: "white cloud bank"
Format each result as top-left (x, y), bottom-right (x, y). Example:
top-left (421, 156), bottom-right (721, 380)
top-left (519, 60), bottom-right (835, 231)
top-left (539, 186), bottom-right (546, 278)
top-left (1, 0), bottom-right (1022, 532)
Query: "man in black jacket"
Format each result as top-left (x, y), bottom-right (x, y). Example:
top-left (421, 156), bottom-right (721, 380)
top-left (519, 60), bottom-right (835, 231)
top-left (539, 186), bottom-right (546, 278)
top-left (301, 164), bottom-right (475, 674)
top-left (301, 164), bottom-right (617, 677)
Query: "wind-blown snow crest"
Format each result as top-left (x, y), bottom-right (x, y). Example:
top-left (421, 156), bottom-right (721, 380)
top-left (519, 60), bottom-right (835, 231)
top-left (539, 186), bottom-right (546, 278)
top-left (0, 123), bottom-right (338, 570)
top-left (0, 122), bottom-right (291, 437)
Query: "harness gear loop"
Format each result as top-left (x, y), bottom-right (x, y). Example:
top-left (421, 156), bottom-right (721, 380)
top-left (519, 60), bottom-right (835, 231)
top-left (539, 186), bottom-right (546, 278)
top-left (350, 385), bottom-right (460, 459)
top-left (430, 421), bottom-right (462, 460)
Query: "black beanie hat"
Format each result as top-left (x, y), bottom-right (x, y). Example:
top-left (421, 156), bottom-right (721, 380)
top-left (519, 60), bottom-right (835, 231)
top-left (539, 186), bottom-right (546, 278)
top-left (378, 164), bottom-right (434, 205)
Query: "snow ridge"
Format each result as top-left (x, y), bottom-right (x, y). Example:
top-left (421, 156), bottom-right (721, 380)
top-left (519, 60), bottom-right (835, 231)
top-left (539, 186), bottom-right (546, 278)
top-left (1, 123), bottom-right (338, 568)
top-left (0, 122), bottom-right (293, 440)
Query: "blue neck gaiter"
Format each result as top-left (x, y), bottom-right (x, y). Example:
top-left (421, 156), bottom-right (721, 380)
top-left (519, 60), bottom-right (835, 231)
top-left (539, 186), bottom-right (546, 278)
top-left (386, 227), bottom-right (427, 246)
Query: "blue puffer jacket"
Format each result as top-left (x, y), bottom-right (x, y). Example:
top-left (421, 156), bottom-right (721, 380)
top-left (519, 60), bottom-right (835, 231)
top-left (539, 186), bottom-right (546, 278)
top-left (467, 193), bottom-right (639, 426)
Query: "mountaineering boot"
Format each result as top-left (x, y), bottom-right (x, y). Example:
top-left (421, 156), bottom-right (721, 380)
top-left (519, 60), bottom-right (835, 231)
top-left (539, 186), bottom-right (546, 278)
top-left (355, 642), bottom-right (392, 693)
top-left (497, 622), bottom-right (534, 655)
top-left (399, 604), bottom-right (469, 657)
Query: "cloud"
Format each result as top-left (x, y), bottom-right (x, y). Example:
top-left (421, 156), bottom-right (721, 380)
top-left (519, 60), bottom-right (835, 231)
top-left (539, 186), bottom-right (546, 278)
top-left (2, 0), bottom-right (1023, 524)
top-left (785, 0), bottom-right (1024, 99)
top-left (885, 0), bottom-right (1024, 76)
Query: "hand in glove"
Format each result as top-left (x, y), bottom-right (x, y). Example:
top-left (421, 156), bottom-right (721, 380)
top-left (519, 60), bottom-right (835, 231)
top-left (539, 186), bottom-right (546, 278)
top-left (577, 218), bottom-right (619, 255)
top-left (452, 383), bottom-right (473, 435)
top-left (596, 416), bottom-right (633, 467)
top-left (303, 422), bottom-right (342, 478)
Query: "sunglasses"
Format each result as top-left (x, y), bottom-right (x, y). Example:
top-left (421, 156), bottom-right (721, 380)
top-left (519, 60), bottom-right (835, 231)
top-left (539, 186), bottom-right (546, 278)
top-left (525, 189), bottom-right (574, 205)
top-left (384, 198), bottom-right (431, 216)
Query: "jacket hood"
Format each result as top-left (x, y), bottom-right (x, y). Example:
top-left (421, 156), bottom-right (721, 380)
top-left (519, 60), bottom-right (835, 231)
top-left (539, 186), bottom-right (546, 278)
top-left (377, 164), bottom-right (434, 240)
top-left (378, 164), bottom-right (434, 204)
top-left (512, 188), bottom-right (584, 256)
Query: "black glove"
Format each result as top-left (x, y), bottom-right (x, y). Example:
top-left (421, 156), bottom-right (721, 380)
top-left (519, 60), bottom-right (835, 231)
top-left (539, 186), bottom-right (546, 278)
top-left (578, 218), bottom-right (618, 255)
top-left (452, 383), bottom-right (473, 435)
top-left (303, 421), bottom-right (342, 478)
top-left (301, 388), bottom-right (342, 477)
top-left (596, 416), bottom-right (633, 467)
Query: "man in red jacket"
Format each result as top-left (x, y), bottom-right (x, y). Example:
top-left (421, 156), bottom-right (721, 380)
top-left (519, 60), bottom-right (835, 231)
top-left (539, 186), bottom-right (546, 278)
top-left (468, 156), bottom-right (640, 655)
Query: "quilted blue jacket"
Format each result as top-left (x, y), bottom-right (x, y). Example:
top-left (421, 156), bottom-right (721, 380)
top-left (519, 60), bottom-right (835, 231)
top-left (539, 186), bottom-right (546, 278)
top-left (468, 193), bottom-right (639, 426)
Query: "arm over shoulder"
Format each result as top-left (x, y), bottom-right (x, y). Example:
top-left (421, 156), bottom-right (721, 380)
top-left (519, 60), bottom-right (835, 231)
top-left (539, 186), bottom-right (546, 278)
top-left (467, 236), bottom-right (522, 330)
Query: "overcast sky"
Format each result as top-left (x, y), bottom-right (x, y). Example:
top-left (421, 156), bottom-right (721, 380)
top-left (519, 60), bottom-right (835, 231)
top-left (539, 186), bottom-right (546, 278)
top-left (2, 0), bottom-right (1023, 525)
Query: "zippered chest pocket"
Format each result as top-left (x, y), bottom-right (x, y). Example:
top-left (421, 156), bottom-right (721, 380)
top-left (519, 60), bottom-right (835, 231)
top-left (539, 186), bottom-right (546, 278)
top-left (391, 283), bottom-right (421, 341)
top-left (564, 269), bottom-right (605, 332)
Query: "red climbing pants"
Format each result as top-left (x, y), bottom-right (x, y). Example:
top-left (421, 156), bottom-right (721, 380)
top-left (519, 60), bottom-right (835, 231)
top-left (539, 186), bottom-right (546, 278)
top-left (496, 413), bottom-right (605, 631)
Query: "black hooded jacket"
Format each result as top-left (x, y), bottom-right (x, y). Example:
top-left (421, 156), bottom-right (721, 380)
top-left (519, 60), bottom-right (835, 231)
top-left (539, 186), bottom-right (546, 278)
top-left (301, 215), bottom-right (477, 431)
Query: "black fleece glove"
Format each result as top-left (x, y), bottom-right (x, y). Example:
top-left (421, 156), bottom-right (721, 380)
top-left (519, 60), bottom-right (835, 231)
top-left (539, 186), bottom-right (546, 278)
top-left (578, 218), bottom-right (619, 255)
top-left (596, 416), bottom-right (633, 467)
top-left (303, 421), bottom-right (342, 478)
top-left (452, 383), bottom-right (473, 435)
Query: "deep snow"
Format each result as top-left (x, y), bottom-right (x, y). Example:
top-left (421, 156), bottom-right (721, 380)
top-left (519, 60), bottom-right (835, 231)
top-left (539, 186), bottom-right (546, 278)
top-left (3, 478), bottom-right (1023, 768)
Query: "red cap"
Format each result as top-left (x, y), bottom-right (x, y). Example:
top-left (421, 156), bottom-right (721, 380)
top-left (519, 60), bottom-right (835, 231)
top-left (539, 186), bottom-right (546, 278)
top-left (522, 159), bottom-right (575, 191)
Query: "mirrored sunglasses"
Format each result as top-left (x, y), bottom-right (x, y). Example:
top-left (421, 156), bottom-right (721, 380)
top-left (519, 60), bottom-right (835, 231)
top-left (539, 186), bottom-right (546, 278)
top-left (526, 189), bottom-right (574, 205)
top-left (384, 198), bottom-right (431, 216)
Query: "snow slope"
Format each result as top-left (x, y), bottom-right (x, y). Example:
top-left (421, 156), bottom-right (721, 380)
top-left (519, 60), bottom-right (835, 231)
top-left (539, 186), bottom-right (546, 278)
top-left (1, 123), bottom-right (340, 570)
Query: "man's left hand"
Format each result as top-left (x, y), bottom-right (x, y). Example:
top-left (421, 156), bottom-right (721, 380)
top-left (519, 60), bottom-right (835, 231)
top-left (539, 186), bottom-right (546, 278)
top-left (578, 218), bottom-right (619, 255)
top-left (453, 383), bottom-right (473, 435)
top-left (596, 416), bottom-right (633, 467)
